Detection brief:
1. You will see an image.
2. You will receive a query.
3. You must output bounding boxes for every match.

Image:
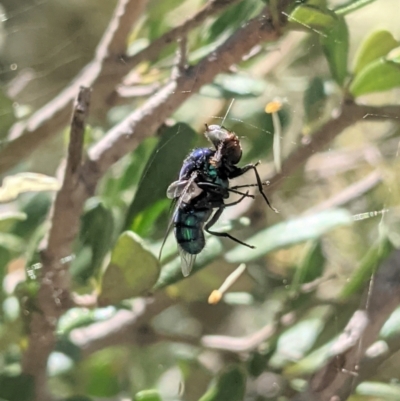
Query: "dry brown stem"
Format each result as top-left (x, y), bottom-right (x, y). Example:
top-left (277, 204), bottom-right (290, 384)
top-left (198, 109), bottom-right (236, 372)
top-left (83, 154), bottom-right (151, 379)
top-left (21, 87), bottom-right (91, 401)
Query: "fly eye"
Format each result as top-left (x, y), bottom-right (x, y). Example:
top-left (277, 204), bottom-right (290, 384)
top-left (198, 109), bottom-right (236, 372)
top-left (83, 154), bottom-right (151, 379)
top-left (205, 125), bottom-right (231, 147)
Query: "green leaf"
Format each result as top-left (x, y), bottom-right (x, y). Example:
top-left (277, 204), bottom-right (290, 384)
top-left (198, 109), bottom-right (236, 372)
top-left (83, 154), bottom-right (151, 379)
top-left (291, 240), bottom-right (325, 292)
top-left (82, 351), bottom-right (121, 397)
top-left (225, 209), bottom-right (352, 264)
top-left (284, 340), bottom-right (335, 376)
top-left (146, 0), bottom-right (182, 40)
top-left (353, 30), bottom-right (399, 74)
top-left (269, 306), bottom-right (330, 369)
top-left (134, 389), bottom-right (162, 401)
top-left (62, 396), bottom-right (94, 401)
top-left (0, 373), bottom-right (34, 401)
top-left (350, 57), bottom-right (400, 97)
top-left (381, 305), bottom-right (400, 339)
top-left (0, 173), bottom-right (60, 203)
top-left (118, 137), bottom-right (158, 191)
top-left (289, 5), bottom-right (338, 30)
top-left (339, 236), bottom-right (393, 301)
top-left (198, 365), bottom-right (246, 401)
top-left (154, 237), bottom-right (222, 289)
top-left (200, 74), bottom-right (267, 99)
top-left (99, 231), bottom-right (159, 305)
top-left (356, 382), bottom-right (400, 399)
top-left (208, 1), bottom-right (260, 40)
top-left (386, 46), bottom-right (400, 64)
top-left (335, 0), bottom-right (377, 16)
top-left (57, 307), bottom-right (116, 336)
top-left (131, 198), bottom-right (170, 237)
top-left (320, 16), bottom-right (349, 86)
top-left (124, 123), bottom-right (196, 230)
top-left (303, 77), bottom-right (327, 125)
top-left (0, 232), bottom-right (25, 252)
top-left (0, 212), bottom-right (26, 232)
top-left (74, 198), bottom-right (114, 283)
top-left (13, 192), bottom-right (52, 239)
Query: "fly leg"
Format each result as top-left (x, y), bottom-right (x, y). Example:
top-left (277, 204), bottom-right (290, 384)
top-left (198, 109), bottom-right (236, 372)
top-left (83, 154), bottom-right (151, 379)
top-left (224, 191), bottom-right (250, 207)
top-left (197, 181), bottom-right (254, 199)
top-left (229, 163), bottom-right (278, 213)
top-left (231, 182), bottom-right (268, 190)
top-left (205, 206), bottom-right (255, 249)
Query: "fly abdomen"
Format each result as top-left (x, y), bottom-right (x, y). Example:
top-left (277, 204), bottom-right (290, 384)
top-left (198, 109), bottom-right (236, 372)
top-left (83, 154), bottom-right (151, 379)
top-left (174, 207), bottom-right (211, 254)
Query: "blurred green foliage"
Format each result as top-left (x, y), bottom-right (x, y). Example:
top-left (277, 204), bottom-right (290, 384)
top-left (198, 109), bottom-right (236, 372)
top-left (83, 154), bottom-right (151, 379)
top-left (0, 0), bottom-right (399, 400)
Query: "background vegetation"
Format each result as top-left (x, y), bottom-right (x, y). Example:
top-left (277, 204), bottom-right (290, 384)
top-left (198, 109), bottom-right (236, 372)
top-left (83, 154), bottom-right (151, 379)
top-left (0, 0), bottom-right (400, 400)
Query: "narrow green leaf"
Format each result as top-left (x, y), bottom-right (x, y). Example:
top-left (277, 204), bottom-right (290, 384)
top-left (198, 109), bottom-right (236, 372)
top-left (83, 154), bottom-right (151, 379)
top-left (339, 236), bottom-right (393, 300)
top-left (320, 16), bottom-right (349, 86)
top-left (386, 46), bottom-right (400, 64)
top-left (289, 5), bottom-right (338, 30)
top-left (225, 209), bottom-right (352, 264)
top-left (381, 305), bottom-right (400, 339)
top-left (57, 307), bottom-right (116, 336)
top-left (99, 231), bottom-right (159, 305)
top-left (198, 365), bottom-right (246, 401)
top-left (134, 389), bottom-right (162, 401)
top-left (208, 1), bottom-right (260, 39)
top-left (0, 173), bottom-right (60, 203)
top-left (124, 123), bottom-right (196, 230)
top-left (291, 240), bottom-right (325, 291)
top-left (350, 58), bottom-right (400, 97)
top-left (356, 382), bottom-right (400, 399)
top-left (353, 30), bottom-right (399, 74)
top-left (201, 74), bottom-right (267, 99)
top-left (335, 0), bottom-right (377, 16)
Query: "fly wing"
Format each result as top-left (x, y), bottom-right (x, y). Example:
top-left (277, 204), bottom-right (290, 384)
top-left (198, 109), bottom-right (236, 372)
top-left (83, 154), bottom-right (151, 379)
top-left (159, 172), bottom-right (199, 264)
top-left (166, 180), bottom-right (188, 199)
top-left (178, 246), bottom-right (197, 277)
top-left (167, 177), bottom-right (202, 203)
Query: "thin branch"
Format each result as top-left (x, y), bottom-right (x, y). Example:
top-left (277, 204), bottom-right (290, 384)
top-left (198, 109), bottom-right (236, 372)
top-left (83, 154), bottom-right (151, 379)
top-left (21, 87), bottom-right (91, 401)
top-left (292, 250), bottom-right (400, 401)
top-left (201, 322), bottom-right (277, 353)
top-left (123, 0), bottom-right (242, 67)
top-left (351, 328), bottom-right (400, 388)
top-left (0, 0), bottom-right (240, 175)
top-left (305, 170), bottom-right (382, 214)
top-left (268, 103), bottom-right (400, 192)
top-left (70, 294), bottom-right (174, 358)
